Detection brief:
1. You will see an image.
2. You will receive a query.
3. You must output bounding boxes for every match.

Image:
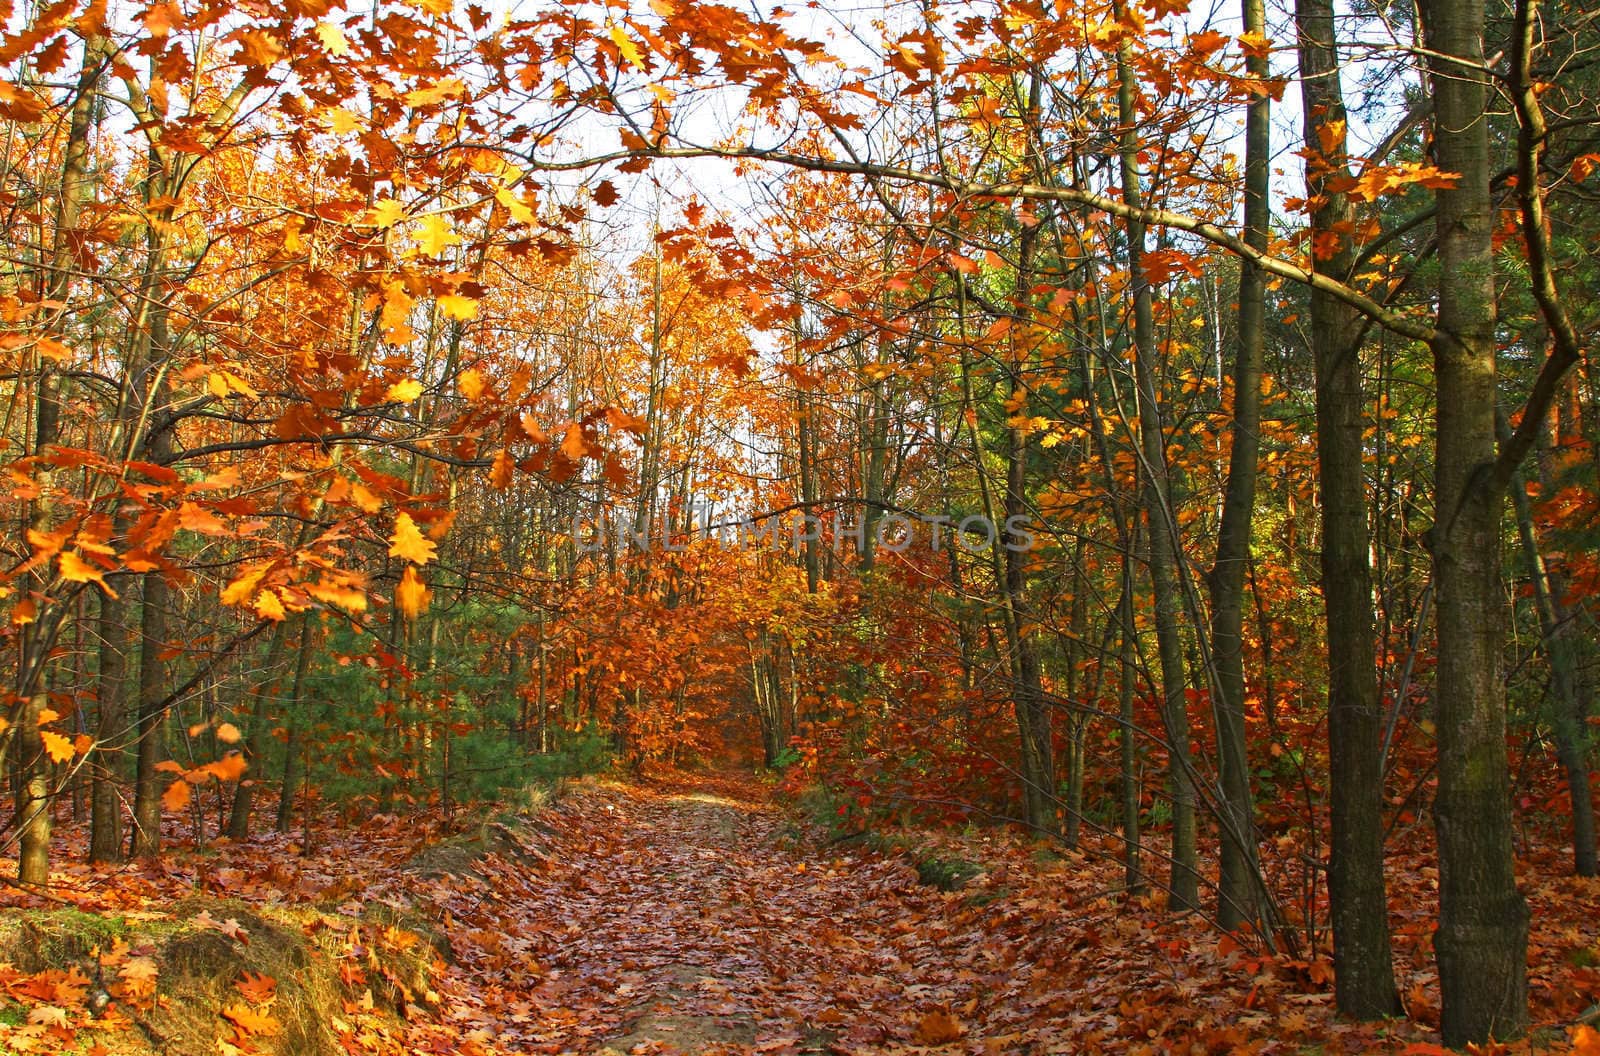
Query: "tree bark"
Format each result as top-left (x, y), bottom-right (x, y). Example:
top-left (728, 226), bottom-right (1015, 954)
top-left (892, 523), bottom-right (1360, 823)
top-left (1118, 20), bottom-right (1198, 910)
top-left (1209, 0), bottom-right (1271, 931)
top-left (1422, 0), bottom-right (1530, 1039)
top-left (1295, 0), bottom-right (1402, 1017)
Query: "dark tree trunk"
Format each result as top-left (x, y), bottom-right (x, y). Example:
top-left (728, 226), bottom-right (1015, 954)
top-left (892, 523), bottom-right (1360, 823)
top-left (1295, 0), bottom-right (1402, 1017)
top-left (1117, 19), bottom-right (1197, 909)
top-left (1210, 0), bottom-right (1271, 932)
top-left (1422, 0), bottom-right (1530, 1039)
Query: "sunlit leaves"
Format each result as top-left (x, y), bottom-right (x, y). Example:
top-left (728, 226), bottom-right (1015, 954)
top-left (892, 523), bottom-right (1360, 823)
top-left (437, 294), bottom-right (478, 320)
top-left (386, 379), bottom-right (424, 403)
top-left (396, 564), bottom-right (432, 617)
top-left (40, 730), bottom-right (75, 764)
top-left (388, 513), bottom-right (438, 566)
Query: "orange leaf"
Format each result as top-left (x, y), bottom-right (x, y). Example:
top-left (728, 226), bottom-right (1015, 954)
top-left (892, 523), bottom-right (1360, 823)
top-left (396, 565), bottom-right (431, 618)
top-left (40, 730), bottom-right (75, 764)
top-left (457, 368), bottom-right (487, 400)
top-left (388, 513), bottom-right (438, 566)
top-left (913, 1008), bottom-right (963, 1045)
top-left (221, 1002), bottom-right (280, 1037)
top-left (234, 971), bottom-right (276, 1005)
top-left (163, 779), bottom-right (192, 812)
top-left (59, 550), bottom-right (116, 596)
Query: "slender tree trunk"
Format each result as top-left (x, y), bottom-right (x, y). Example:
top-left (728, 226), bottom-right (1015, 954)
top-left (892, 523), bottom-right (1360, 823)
top-left (1501, 409), bottom-right (1596, 876)
top-left (1117, 22), bottom-right (1198, 909)
top-left (16, 693), bottom-right (52, 884)
top-left (130, 569), bottom-right (169, 857)
top-left (1209, 0), bottom-right (1271, 931)
top-left (228, 621), bottom-right (289, 840)
top-left (275, 621), bottom-right (316, 833)
top-left (1422, 0), bottom-right (1530, 1039)
top-left (91, 585), bottom-right (129, 863)
top-left (1295, 0), bottom-right (1402, 1016)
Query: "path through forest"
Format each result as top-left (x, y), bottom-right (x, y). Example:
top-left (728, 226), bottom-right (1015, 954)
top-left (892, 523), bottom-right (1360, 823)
top-left (402, 775), bottom-right (1510, 1056)
top-left (419, 776), bottom-right (1047, 1054)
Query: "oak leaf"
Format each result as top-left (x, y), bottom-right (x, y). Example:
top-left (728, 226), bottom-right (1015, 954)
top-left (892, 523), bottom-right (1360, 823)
top-left (389, 514), bottom-right (438, 565)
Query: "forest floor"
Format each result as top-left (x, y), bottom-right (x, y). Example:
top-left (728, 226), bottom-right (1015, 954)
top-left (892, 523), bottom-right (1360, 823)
top-left (1, 773), bottom-right (1597, 1055)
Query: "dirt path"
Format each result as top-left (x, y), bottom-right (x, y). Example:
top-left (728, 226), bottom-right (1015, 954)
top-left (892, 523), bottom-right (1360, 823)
top-left (416, 776), bottom-right (1034, 1055)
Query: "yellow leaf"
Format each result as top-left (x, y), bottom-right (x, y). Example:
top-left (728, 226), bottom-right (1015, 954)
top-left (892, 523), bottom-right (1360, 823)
top-left (386, 379), bottom-right (423, 403)
top-left (163, 780), bottom-right (191, 812)
top-left (491, 448), bottom-right (514, 490)
top-left (178, 501), bottom-right (229, 535)
top-left (203, 753), bottom-right (248, 782)
top-left (222, 564), bottom-right (269, 607)
top-left (315, 19), bottom-right (348, 55)
top-left (368, 198), bottom-right (405, 229)
top-left (40, 730), bottom-right (75, 764)
top-left (216, 722), bottom-right (242, 744)
top-left (350, 483), bottom-right (383, 514)
top-left (396, 564), bottom-right (431, 618)
top-left (305, 577), bottom-right (368, 613)
top-left (222, 1002), bottom-right (281, 1037)
top-left (254, 589), bottom-right (286, 621)
top-left (495, 186), bottom-right (536, 224)
top-left (610, 23), bottom-right (647, 70)
top-left (415, 213), bottom-right (462, 257)
top-left (437, 294), bottom-right (478, 320)
top-left (59, 550), bottom-right (116, 595)
top-left (457, 368), bottom-right (487, 401)
top-left (560, 422), bottom-right (589, 461)
top-left (388, 513), bottom-right (437, 565)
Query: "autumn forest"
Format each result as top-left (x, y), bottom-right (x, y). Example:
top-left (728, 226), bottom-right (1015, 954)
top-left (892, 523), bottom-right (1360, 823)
top-left (0, 0), bottom-right (1598, 1050)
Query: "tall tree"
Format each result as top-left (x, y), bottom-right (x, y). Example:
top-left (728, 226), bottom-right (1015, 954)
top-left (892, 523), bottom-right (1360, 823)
top-left (1295, 0), bottom-right (1402, 1016)
top-left (1422, 0), bottom-right (1529, 1039)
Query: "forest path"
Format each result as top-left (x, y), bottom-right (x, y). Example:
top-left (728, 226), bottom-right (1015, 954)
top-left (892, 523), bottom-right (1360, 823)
top-left (419, 775), bottom-right (1026, 1055)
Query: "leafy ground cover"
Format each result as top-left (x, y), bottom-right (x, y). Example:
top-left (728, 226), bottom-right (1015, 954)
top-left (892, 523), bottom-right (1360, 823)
top-left (1, 775), bottom-right (1596, 1054)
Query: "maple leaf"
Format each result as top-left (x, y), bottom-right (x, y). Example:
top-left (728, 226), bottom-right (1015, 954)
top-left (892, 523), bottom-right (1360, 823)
top-left (58, 550), bottom-right (115, 595)
top-left (386, 379), bottom-right (424, 403)
top-left (396, 564), bottom-right (432, 618)
top-left (255, 589), bottom-right (286, 621)
top-left (438, 294), bottom-right (478, 320)
top-left (235, 971), bottom-right (276, 1005)
top-left (28, 1004), bottom-right (69, 1027)
top-left (40, 730), bottom-right (75, 764)
top-left (458, 368), bottom-right (487, 401)
top-left (389, 513), bottom-right (438, 565)
top-left (163, 779), bottom-right (192, 812)
top-left (315, 20), bottom-right (348, 55)
top-left (222, 1002), bottom-right (280, 1036)
top-left (416, 214), bottom-right (463, 257)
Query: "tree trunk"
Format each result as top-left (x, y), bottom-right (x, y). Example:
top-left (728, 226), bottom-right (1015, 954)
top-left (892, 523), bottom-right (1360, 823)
top-left (1117, 22), bottom-right (1198, 910)
top-left (1209, 0), bottom-right (1271, 931)
top-left (228, 621), bottom-right (289, 840)
top-left (1295, 0), bottom-right (1402, 1017)
top-left (91, 584), bottom-right (129, 863)
top-left (1502, 409), bottom-right (1596, 876)
top-left (1422, 0), bottom-right (1530, 1039)
top-left (275, 621), bottom-right (316, 833)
